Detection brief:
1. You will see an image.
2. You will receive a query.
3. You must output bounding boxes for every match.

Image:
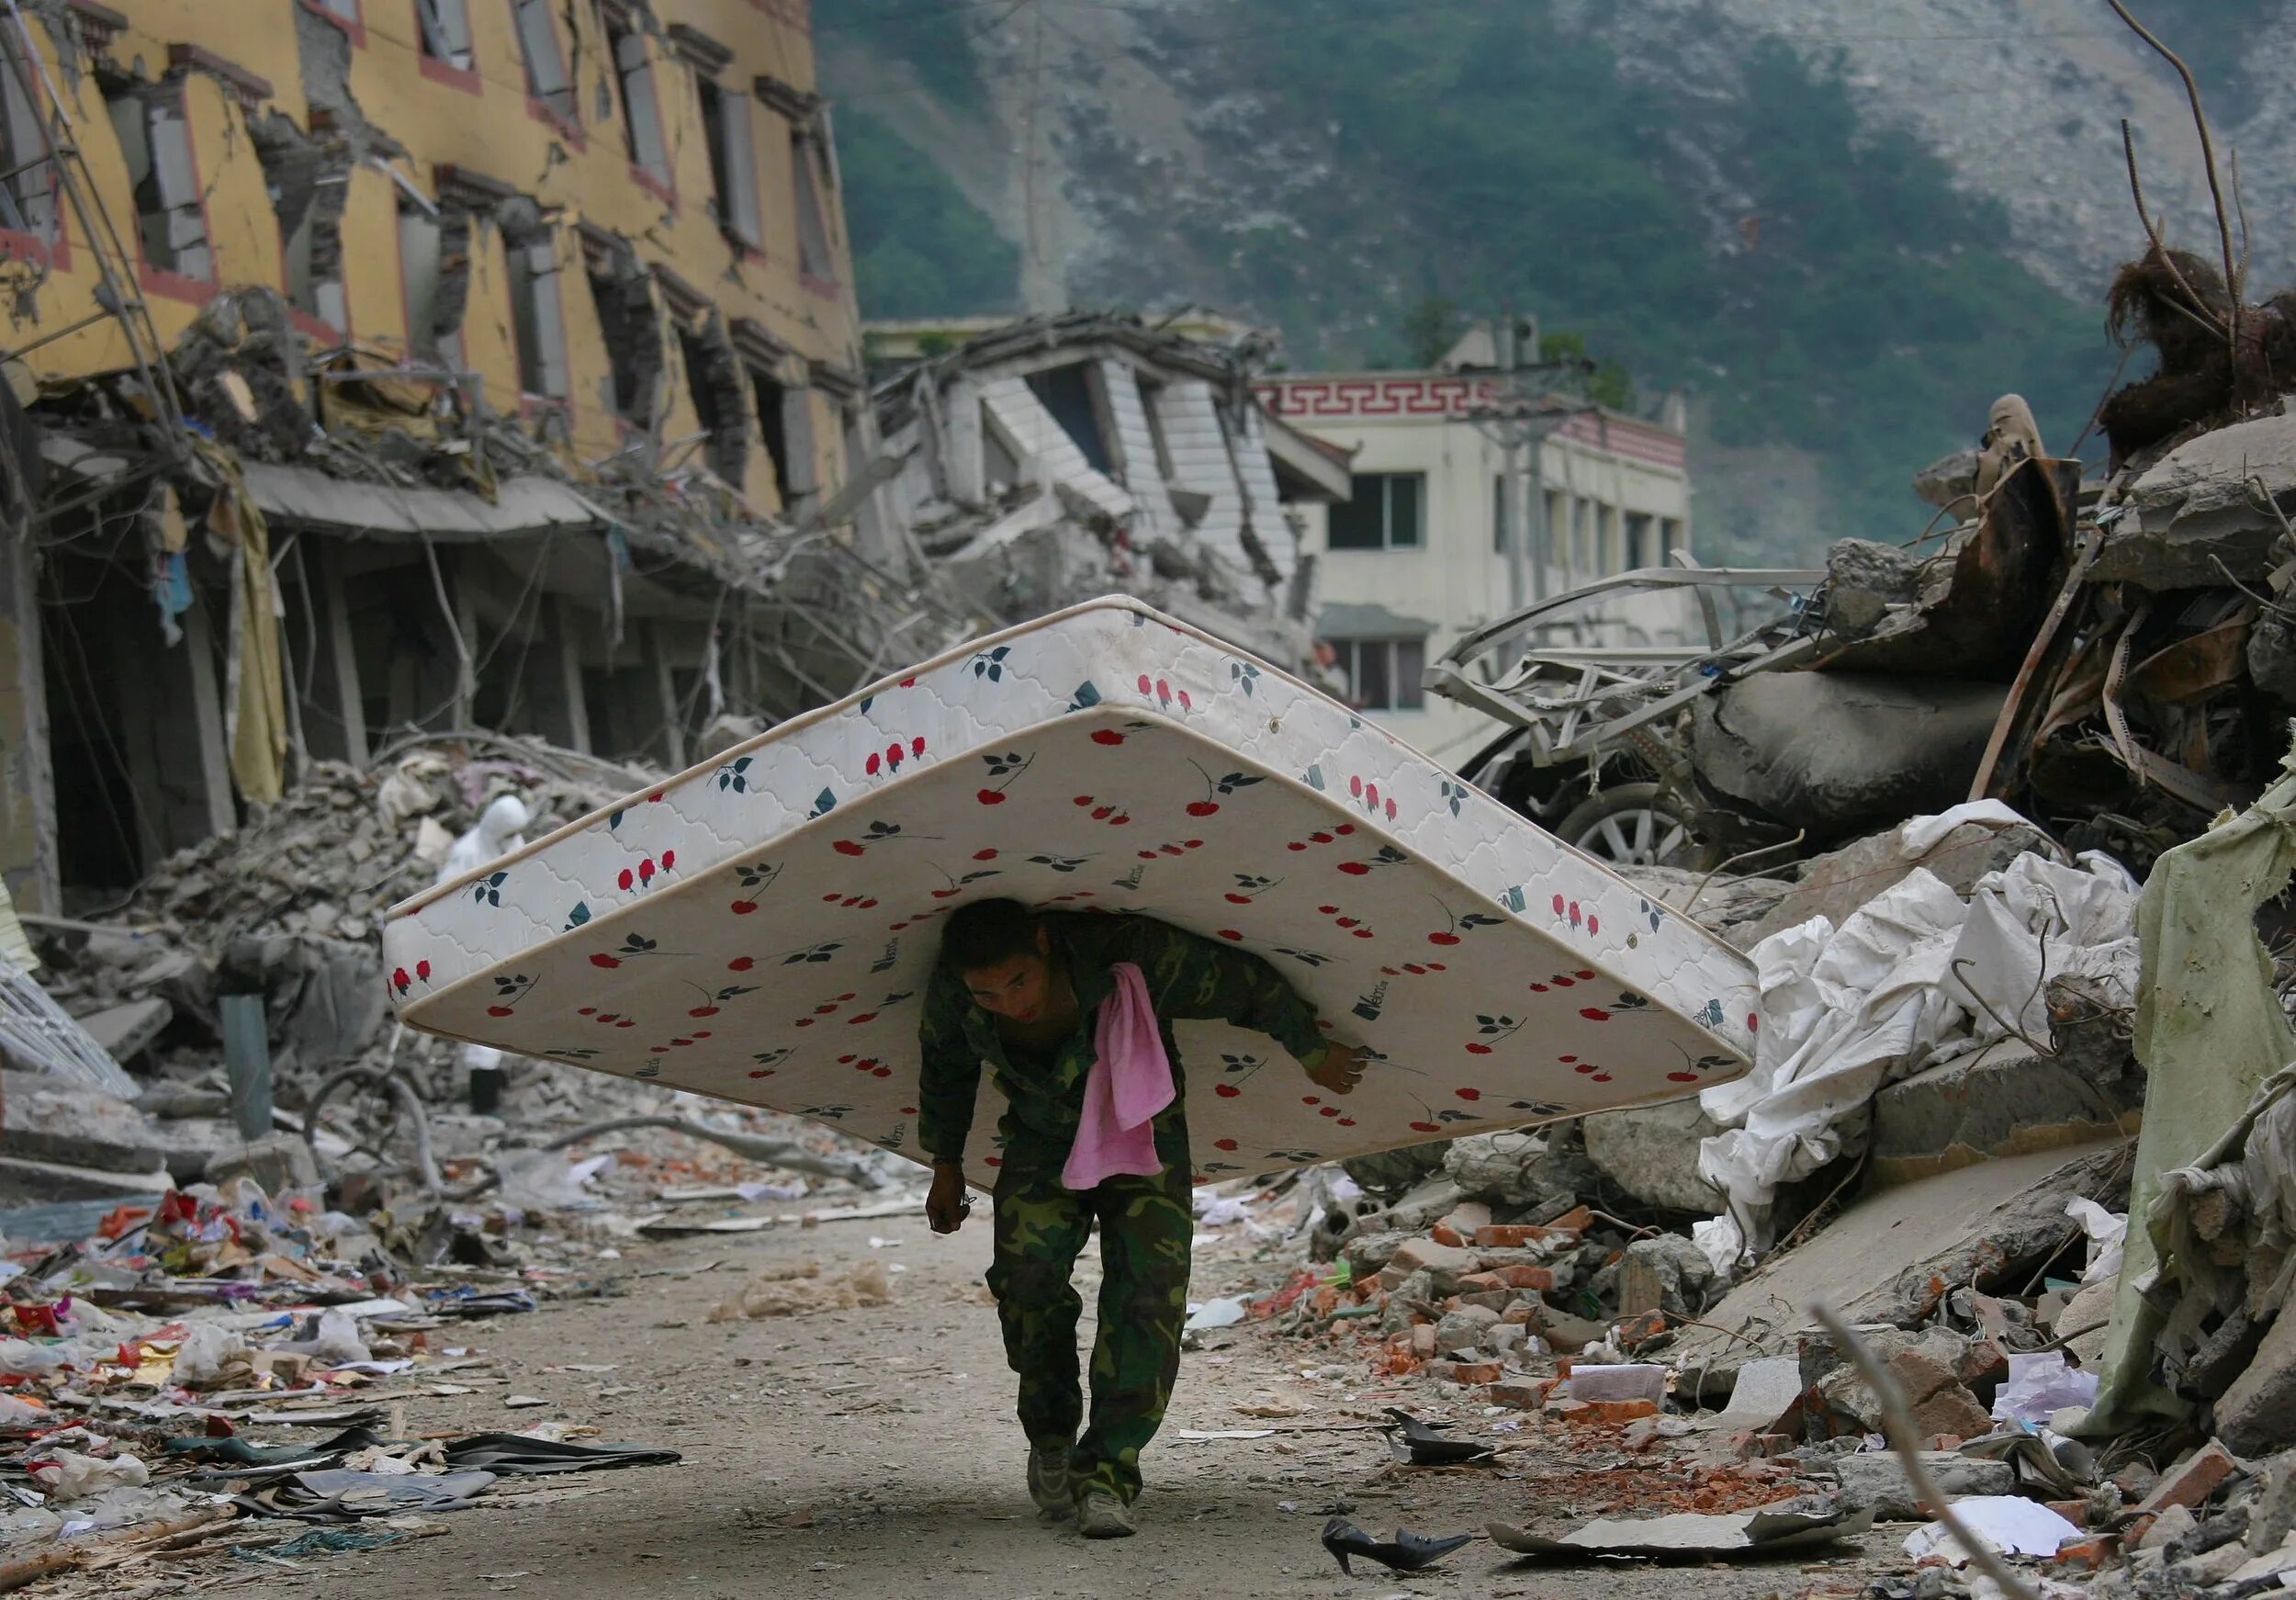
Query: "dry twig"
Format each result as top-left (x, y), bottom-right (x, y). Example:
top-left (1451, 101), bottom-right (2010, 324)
top-left (1810, 1302), bottom-right (2042, 1600)
top-left (2109, 1), bottom-right (2241, 359)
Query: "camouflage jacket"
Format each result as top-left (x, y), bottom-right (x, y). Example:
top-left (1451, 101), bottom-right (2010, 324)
top-left (915, 911), bottom-right (1331, 1169)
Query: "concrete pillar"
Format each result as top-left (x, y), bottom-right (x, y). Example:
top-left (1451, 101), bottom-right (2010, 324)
top-left (647, 620), bottom-right (683, 769)
top-left (552, 596), bottom-right (591, 753)
top-left (181, 592), bottom-right (238, 839)
top-left (317, 540), bottom-right (367, 766)
top-left (0, 525), bottom-right (55, 913)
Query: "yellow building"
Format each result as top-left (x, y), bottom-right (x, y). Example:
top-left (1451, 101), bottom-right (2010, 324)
top-left (0, 0), bottom-right (954, 913)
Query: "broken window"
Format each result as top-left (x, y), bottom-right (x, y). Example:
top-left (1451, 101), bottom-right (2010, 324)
top-left (1330, 637), bottom-right (1426, 713)
top-left (582, 246), bottom-right (658, 423)
top-left (107, 79), bottom-right (209, 283)
top-left (416, 0), bottom-right (475, 73)
top-left (397, 202), bottom-right (445, 358)
top-left (982, 400), bottom-right (1020, 495)
top-left (512, 0), bottom-right (576, 125)
top-left (1137, 376), bottom-right (1177, 482)
top-left (791, 129), bottom-right (834, 283)
top-left (1328, 474), bottom-right (1423, 551)
top-left (282, 179), bottom-right (348, 336)
top-left (1625, 512), bottom-right (1655, 569)
top-left (679, 317), bottom-right (748, 483)
top-left (749, 369), bottom-right (793, 501)
top-left (506, 231), bottom-right (570, 400)
top-left (1024, 364), bottom-right (1115, 477)
top-left (608, 19), bottom-right (671, 195)
top-left (697, 77), bottom-right (760, 249)
top-left (0, 32), bottom-right (54, 244)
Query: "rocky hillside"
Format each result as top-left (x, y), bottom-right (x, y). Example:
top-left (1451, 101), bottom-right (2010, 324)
top-left (822, 0), bottom-right (2290, 559)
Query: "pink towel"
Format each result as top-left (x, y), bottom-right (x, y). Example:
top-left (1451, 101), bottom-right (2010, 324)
top-left (1062, 962), bottom-right (1176, 1190)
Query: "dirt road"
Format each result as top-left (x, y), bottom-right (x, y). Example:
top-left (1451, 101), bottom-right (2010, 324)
top-left (204, 1210), bottom-right (1902, 1600)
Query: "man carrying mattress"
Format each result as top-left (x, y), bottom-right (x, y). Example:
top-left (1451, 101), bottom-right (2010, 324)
top-left (918, 897), bottom-right (1367, 1538)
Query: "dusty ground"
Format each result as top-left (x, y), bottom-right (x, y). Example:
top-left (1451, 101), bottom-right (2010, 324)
top-left (175, 1211), bottom-right (1912, 1600)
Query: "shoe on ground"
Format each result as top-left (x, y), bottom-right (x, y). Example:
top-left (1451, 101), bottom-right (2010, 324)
top-left (1028, 1441), bottom-right (1074, 1520)
top-left (1075, 1489), bottom-right (1136, 1539)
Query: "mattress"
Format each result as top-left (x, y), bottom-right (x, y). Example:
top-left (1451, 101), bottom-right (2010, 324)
top-left (386, 597), bottom-right (1757, 1189)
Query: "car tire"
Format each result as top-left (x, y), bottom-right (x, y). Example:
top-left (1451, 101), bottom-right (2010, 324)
top-left (1554, 782), bottom-right (1712, 870)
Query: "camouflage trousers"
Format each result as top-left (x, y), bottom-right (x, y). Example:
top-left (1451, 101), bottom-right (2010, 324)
top-left (985, 1156), bottom-right (1194, 1504)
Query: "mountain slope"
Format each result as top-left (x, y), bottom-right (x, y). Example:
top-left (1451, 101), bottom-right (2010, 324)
top-left (823, 0), bottom-right (2286, 560)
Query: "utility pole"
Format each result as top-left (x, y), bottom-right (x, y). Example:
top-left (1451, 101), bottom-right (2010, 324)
top-left (1476, 311), bottom-right (1559, 610)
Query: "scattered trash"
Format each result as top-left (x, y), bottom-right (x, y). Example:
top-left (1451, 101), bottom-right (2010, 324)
top-left (1991, 1352), bottom-right (2100, 1425)
top-left (1380, 1409), bottom-right (1495, 1466)
top-left (1322, 1516), bottom-right (1474, 1575)
top-left (1901, 1496), bottom-right (2083, 1563)
top-left (1490, 1500), bottom-right (1876, 1561)
top-left (705, 1259), bottom-right (893, 1322)
top-left (1184, 1298), bottom-right (1249, 1333)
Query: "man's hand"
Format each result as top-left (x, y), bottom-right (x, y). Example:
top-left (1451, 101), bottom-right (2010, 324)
top-left (927, 1163), bottom-right (973, 1234)
top-left (1305, 1043), bottom-right (1369, 1096)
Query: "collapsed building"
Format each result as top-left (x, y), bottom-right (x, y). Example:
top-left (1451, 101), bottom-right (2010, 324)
top-left (0, 0), bottom-right (983, 922)
top-left (863, 310), bottom-right (1352, 670)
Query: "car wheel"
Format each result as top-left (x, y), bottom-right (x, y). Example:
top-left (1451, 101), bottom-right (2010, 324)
top-left (1555, 783), bottom-right (1709, 869)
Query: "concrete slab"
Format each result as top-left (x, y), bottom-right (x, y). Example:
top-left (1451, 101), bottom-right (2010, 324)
top-left (1671, 1142), bottom-right (2131, 1399)
top-left (0, 1069), bottom-right (166, 1173)
top-left (1871, 1041), bottom-right (2143, 1187)
top-left (73, 998), bottom-right (173, 1062)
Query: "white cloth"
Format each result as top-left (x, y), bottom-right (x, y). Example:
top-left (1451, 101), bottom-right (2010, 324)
top-left (1698, 837), bottom-right (2140, 1253)
top-left (440, 796), bottom-right (531, 1076)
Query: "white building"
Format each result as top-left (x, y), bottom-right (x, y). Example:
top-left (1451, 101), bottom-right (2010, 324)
top-left (1259, 352), bottom-right (1694, 762)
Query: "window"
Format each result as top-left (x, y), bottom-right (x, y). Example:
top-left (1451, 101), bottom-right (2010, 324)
top-left (415, 0), bottom-right (476, 74)
top-left (1327, 473), bottom-right (1423, 550)
top-left (1025, 364), bottom-right (1114, 476)
top-left (1570, 498), bottom-right (1595, 571)
top-left (750, 369), bottom-right (793, 501)
top-left (1660, 516), bottom-right (1686, 563)
top-left (1138, 376), bottom-right (1176, 481)
top-left (1331, 637), bottom-right (1426, 713)
top-left (283, 191), bottom-right (347, 336)
top-left (608, 19), bottom-right (671, 196)
top-left (791, 130), bottom-right (834, 283)
top-left (506, 231), bottom-right (569, 400)
top-left (397, 205), bottom-right (442, 356)
top-left (680, 321), bottom-right (747, 482)
top-left (1625, 512), bottom-right (1655, 569)
top-left (0, 39), bottom-right (54, 246)
top-left (1492, 475), bottom-right (1509, 554)
top-left (1599, 503), bottom-right (1620, 573)
top-left (108, 82), bottom-right (210, 285)
top-left (511, 0), bottom-right (576, 126)
top-left (697, 78), bottom-right (760, 249)
top-left (981, 400), bottom-right (1019, 495)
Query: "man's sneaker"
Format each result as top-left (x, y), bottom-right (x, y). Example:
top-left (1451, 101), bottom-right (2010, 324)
top-left (1028, 1442), bottom-right (1074, 1520)
top-left (1075, 1489), bottom-right (1137, 1539)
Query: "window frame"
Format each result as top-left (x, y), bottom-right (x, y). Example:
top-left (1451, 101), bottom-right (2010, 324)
top-left (109, 76), bottom-right (215, 303)
top-left (698, 75), bottom-right (761, 252)
top-left (505, 228), bottom-right (571, 404)
top-left (1330, 636), bottom-right (1428, 714)
top-left (0, 32), bottom-right (63, 270)
top-left (412, 0), bottom-right (481, 96)
top-left (790, 125), bottom-right (837, 291)
top-left (509, 0), bottom-right (580, 141)
top-left (607, 18), bottom-right (675, 205)
top-left (1326, 471), bottom-right (1425, 552)
top-left (299, 0), bottom-right (366, 47)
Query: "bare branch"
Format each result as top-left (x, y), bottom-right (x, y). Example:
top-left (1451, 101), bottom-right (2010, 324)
top-left (1810, 1303), bottom-right (2043, 1600)
top-left (2109, 0), bottom-right (2242, 365)
top-left (2121, 121), bottom-right (2231, 344)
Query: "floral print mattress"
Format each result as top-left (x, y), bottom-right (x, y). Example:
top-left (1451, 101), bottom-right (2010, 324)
top-left (385, 597), bottom-right (1757, 1188)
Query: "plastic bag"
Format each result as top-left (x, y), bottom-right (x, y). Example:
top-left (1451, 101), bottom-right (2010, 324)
top-left (2065, 1198), bottom-right (2127, 1287)
top-left (1990, 1351), bottom-right (2099, 1425)
top-left (33, 1449), bottom-right (150, 1502)
top-left (173, 1322), bottom-right (251, 1388)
